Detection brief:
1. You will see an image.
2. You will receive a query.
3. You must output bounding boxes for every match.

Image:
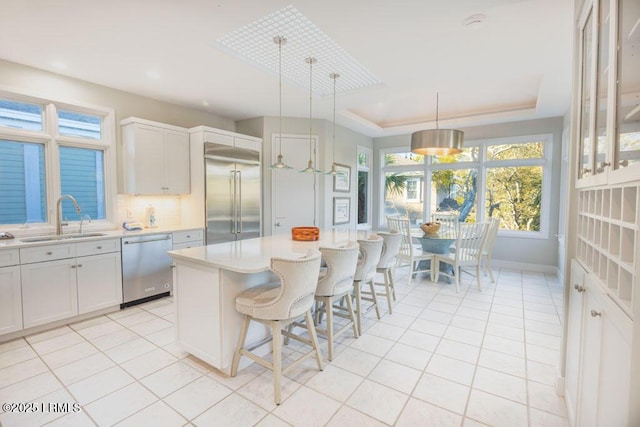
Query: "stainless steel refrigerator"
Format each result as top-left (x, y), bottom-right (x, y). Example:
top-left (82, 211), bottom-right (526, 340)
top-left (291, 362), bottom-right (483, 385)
top-left (204, 142), bottom-right (261, 244)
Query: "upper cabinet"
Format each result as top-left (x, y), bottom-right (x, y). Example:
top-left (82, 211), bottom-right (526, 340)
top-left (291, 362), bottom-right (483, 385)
top-left (121, 118), bottom-right (190, 195)
top-left (577, 0), bottom-right (640, 186)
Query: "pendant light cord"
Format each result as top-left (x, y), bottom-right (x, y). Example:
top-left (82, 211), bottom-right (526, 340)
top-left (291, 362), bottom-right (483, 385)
top-left (332, 73), bottom-right (336, 164)
top-left (278, 37), bottom-right (284, 157)
top-left (435, 91), bottom-right (439, 130)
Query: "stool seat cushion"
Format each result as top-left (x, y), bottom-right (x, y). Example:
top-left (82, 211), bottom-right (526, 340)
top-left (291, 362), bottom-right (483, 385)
top-left (236, 282), bottom-right (315, 321)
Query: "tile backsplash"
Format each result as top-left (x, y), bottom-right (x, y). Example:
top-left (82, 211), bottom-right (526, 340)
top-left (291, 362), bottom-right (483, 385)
top-left (116, 195), bottom-right (183, 227)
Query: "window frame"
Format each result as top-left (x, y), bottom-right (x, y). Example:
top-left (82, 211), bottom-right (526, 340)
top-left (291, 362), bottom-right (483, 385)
top-left (379, 134), bottom-right (553, 239)
top-left (0, 88), bottom-right (116, 233)
top-left (356, 145), bottom-right (373, 228)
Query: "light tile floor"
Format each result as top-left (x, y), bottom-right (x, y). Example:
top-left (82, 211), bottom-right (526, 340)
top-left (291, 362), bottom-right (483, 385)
top-left (0, 267), bottom-right (569, 426)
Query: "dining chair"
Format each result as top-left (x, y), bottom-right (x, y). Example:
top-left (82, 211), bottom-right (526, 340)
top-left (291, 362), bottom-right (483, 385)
top-left (387, 215), bottom-right (435, 284)
top-left (481, 217), bottom-right (500, 282)
top-left (353, 234), bottom-right (384, 334)
top-left (313, 241), bottom-right (360, 361)
top-left (230, 249), bottom-right (324, 405)
top-left (431, 212), bottom-right (459, 237)
top-left (432, 222), bottom-right (490, 293)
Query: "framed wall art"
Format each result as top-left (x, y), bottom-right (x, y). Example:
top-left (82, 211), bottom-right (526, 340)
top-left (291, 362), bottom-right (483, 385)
top-left (333, 197), bottom-right (350, 225)
top-left (333, 163), bottom-right (351, 192)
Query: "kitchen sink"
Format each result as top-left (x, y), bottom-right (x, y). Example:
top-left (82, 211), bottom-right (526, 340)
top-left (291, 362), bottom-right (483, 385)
top-left (20, 232), bottom-right (107, 243)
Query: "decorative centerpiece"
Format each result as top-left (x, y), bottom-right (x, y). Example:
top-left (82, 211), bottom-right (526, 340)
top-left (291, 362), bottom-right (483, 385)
top-left (291, 226), bottom-right (320, 241)
top-left (420, 222), bottom-right (441, 235)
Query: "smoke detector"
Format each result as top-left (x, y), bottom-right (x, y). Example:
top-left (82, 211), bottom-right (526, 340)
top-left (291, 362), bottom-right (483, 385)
top-left (463, 14), bottom-right (487, 29)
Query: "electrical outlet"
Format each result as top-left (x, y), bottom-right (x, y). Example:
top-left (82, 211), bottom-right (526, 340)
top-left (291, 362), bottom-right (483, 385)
top-left (126, 210), bottom-right (133, 218)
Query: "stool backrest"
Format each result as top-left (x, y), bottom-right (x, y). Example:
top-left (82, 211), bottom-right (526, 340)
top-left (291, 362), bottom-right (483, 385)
top-left (316, 241), bottom-right (360, 297)
top-left (377, 231), bottom-right (402, 269)
top-left (354, 234), bottom-right (383, 282)
top-left (270, 249), bottom-right (322, 319)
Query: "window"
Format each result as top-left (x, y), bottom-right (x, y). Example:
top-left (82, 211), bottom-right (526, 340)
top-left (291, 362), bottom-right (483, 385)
top-left (380, 135), bottom-right (552, 237)
top-left (59, 146), bottom-right (106, 220)
top-left (0, 99), bottom-right (43, 131)
top-left (0, 140), bottom-right (47, 224)
top-left (0, 92), bottom-right (114, 229)
top-left (381, 150), bottom-right (425, 224)
top-left (357, 146), bottom-right (372, 226)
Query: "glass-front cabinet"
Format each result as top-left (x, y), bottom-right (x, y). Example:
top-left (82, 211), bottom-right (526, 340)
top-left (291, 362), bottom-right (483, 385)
top-left (577, 0), bottom-right (640, 185)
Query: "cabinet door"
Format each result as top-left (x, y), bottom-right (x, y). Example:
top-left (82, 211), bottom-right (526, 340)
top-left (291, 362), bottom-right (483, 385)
top-left (0, 266), bottom-right (22, 335)
top-left (127, 124), bottom-right (166, 194)
top-left (21, 259), bottom-right (78, 329)
top-left (565, 260), bottom-right (586, 422)
top-left (164, 129), bottom-right (190, 194)
top-left (77, 253), bottom-right (123, 314)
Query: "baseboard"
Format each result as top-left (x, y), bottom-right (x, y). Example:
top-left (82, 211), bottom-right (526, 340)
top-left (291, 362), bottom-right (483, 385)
top-left (491, 259), bottom-right (558, 274)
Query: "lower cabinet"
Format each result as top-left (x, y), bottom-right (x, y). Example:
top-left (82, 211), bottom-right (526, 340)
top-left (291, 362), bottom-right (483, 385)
top-left (19, 238), bottom-right (123, 330)
top-left (565, 259), bottom-right (633, 426)
top-left (0, 265), bottom-right (23, 334)
top-left (173, 229), bottom-right (204, 250)
top-left (77, 252), bottom-right (122, 314)
top-left (21, 259), bottom-right (78, 329)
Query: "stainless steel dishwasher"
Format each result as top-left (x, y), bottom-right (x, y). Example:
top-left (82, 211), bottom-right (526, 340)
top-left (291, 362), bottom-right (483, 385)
top-left (121, 233), bottom-right (173, 307)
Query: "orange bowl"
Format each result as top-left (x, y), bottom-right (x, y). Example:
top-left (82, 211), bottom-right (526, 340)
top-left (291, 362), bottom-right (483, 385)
top-left (291, 226), bottom-right (320, 241)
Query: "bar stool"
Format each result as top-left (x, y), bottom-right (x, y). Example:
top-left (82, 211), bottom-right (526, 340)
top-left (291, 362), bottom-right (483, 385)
top-left (230, 249), bottom-right (323, 405)
top-left (374, 231), bottom-right (402, 314)
top-left (353, 234), bottom-right (384, 334)
top-left (313, 241), bottom-right (360, 361)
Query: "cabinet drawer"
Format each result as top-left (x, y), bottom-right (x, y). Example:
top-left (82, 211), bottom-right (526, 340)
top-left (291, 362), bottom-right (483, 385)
top-left (173, 229), bottom-right (204, 245)
top-left (76, 238), bottom-right (121, 257)
top-left (20, 244), bottom-right (75, 264)
top-left (0, 248), bottom-right (20, 267)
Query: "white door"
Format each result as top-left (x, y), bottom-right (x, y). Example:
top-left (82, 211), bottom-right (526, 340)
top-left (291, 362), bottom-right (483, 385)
top-left (272, 135), bottom-right (318, 235)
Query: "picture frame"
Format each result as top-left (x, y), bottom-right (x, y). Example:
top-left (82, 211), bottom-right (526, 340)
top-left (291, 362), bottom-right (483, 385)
top-left (333, 163), bottom-right (351, 192)
top-left (333, 197), bottom-right (350, 225)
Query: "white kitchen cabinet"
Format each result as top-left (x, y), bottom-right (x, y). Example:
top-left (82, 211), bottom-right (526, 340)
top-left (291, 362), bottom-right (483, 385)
top-left (19, 238), bottom-right (123, 329)
top-left (173, 228), bottom-right (204, 250)
top-left (565, 259), bottom-right (633, 426)
top-left (0, 265), bottom-right (22, 335)
top-left (76, 239), bottom-right (122, 314)
top-left (121, 117), bottom-right (190, 195)
top-left (21, 258), bottom-right (78, 329)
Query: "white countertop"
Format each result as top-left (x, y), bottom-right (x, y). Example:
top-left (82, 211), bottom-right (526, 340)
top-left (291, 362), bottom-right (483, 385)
top-left (0, 225), bottom-right (201, 249)
top-left (168, 229), bottom-right (365, 274)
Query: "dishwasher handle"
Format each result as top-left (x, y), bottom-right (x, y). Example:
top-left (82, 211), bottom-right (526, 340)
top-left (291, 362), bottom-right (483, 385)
top-left (123, 236), bottom-right (172, 245)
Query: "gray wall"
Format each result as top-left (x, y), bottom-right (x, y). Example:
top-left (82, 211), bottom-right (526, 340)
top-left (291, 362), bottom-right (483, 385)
top-left (374, 117), bottom-right (565, 270)
top-left (237, 116), bottom-right (373, 234)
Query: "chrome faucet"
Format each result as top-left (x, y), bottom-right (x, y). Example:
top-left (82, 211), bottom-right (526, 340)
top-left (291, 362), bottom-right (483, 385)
top-left (56, 195), bottom-right (82, 235)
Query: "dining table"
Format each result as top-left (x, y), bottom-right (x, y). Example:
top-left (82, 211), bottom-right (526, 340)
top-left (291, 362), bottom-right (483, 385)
top-left (415, 230), bottom-right (457, 282)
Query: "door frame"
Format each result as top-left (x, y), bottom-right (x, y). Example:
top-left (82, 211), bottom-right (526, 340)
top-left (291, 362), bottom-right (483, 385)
top-left (270, 133), bottom-right (320, 235)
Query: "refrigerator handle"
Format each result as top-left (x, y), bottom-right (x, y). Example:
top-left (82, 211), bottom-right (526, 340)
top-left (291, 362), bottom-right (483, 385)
top-left (237, 170), bottom-right (242, 234)
top-left (230, 170), bottom-right (237, 234)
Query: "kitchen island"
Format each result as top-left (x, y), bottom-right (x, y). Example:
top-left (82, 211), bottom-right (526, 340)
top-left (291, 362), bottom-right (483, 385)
top-left (168, 230), bottom-right (362, 374)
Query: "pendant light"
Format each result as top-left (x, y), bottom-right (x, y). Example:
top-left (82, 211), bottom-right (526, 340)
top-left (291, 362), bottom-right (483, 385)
top-left (299, 57), bottom-right (323, 174)
top-left (269, 35), bottom-right (293, 170)
top-left (410, 92), bottom-right (464, 156)
top-left (326, 72), bottom-right (340, 175)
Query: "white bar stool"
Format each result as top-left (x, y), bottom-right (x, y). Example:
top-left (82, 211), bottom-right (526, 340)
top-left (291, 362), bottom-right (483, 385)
top-left (313, 241), bottom-right (360, 361)
top-left (353, 234), bottom-right (384, 334)
top-left (374, 231), bottom-right (402, 314)
top-left (230, 249), bottom-right (324, 405)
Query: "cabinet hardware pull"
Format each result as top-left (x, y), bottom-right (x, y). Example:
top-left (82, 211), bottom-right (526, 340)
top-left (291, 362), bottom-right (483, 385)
top-left (186, 235), bottom-right (190, 238)
top-left (46, 251), bottom-right (53, 255)
top-left (77, 264), bottom-right (83, 268)
top-left (619, 159), bottom-right (629, 167)
top-left (590, 309), bottom-right (601, 317)
top-left (600, 161), bottom-right (611, 168)
top-left (97, 246), bottom-right (102, 249)
top-left (574, 284), bottom-right (585, 292)
top-left (71, 265), bottom-right (76, 269)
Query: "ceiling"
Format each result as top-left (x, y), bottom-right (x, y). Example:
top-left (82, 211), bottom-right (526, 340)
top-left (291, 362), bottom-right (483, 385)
top-left (0, 0), bottom-right (574, 137)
